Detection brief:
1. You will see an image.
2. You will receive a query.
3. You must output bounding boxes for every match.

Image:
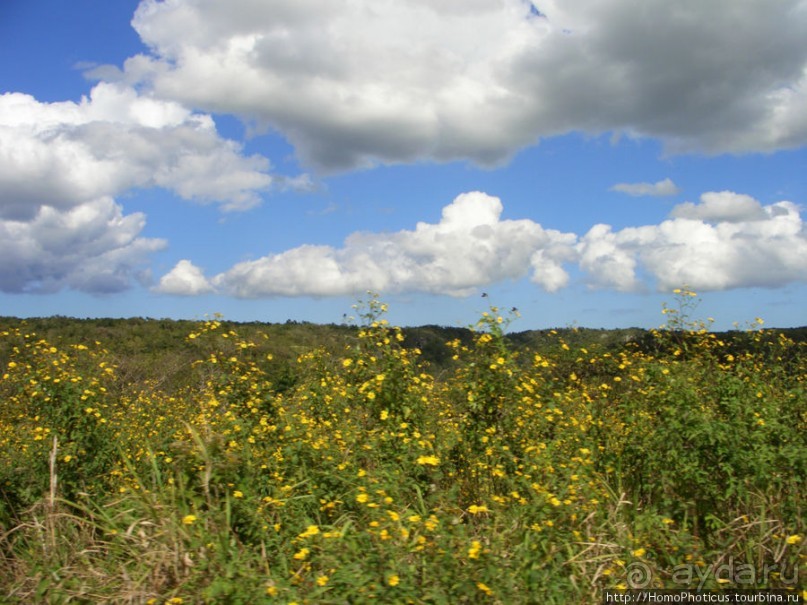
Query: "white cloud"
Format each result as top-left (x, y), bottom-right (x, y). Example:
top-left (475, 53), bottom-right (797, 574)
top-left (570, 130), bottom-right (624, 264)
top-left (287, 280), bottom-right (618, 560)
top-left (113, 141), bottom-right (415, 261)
top-left (576, 224), bottom-right (642, 292)
top-left (155, 260), bottom-right (214, 295)
top-left (206, 192), bottom-right (575, 297)
top-left (0, 83), bottom-right (276, 218)
top-left (574, 193), bottom-right (807, 292)
top-left (611, 178), bottom-right (680, 197)
top-left (121, 0), bottom-right (807, 170)
top-left (0, 197), bottom-right (165, 294)
top-left (637, 200), bottom-right (807, 291)
top-left (162, 190), bottom-right (807, 299)
top-left (0, 82), bottom-right (298, 295)
top-left (669, 191), bottom-right (768, 222)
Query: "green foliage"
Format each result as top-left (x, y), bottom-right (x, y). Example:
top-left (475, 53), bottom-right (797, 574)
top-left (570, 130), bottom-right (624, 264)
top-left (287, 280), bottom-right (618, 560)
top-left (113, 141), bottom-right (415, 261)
top-left (0, 295), bottom-right (805, 603)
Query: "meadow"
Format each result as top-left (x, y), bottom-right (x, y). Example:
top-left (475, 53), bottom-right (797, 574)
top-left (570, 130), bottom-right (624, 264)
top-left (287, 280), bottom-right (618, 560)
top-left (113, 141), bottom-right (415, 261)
top-left (0, 292), bottom-right (804, 604)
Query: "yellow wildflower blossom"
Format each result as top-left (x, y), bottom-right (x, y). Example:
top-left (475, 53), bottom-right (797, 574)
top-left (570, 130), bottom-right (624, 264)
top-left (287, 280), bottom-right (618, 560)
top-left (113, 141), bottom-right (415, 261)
top-left (298, 525), bottom-right (320, 539)
top-left (293, 548), bottom-right (309, 560)
top-left (477, 582), bottom-right (494, 596)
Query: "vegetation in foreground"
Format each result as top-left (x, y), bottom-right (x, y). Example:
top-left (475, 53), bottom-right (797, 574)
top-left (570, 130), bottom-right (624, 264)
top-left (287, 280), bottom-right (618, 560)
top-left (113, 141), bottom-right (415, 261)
top-left (0, 291), bottom-right (804, 603)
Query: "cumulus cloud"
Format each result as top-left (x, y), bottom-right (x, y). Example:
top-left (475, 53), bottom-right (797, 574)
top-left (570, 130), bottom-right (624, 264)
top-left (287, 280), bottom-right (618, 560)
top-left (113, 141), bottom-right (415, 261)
top-left (159, 190), bottom-right (807, 299)
top-left (0, 82), bottom-right (300, 294)
top-left (575, 193), bottom-right (807, 292)
top-left (193, 192), bottom-right (575, 297)
top-left (636, 200), bottom-right (807, 291)
top-left (154, 259), bottom-right (214, 295)
top-left (576, 224), bottom-right (643, 291)
top-left (669, 191), bottom-right (768, 222)
top-left (119, 0), bottom-right (807, 170)
top-left (0, 83), bottom-right (275, 218)
top-left (611, 178), bottom-right (680, 197)
top-left (0, 197), bottom-right (165, 294)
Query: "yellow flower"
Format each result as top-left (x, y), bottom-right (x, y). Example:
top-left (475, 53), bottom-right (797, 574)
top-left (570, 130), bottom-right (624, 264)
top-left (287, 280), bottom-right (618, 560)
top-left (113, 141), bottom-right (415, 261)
top-left (265, 585), bottom-right (278, 596)
top-left (316, 575), bottom-right (329, 586)
top-left (416, 455), bottom-right (440, 466)
top-left (468, 540), bottom-right (482, 559)
top-left (298, 525), bottom-right (320, 538)
top-left (467, 504), bottom-right (489, 515)
top-left (342, 358), bottom-right (353, 367)
top-left (233, 490), bottom-right (243, 498)
top-left (476, 582), bottom-right (494, 596)
top-left (182, 514), bottom-right (197, 525)
top-left (632, 548), bottom-right (646, 557)
top-left (785, 535), bottom-right (802, 545)
top-left (293, 547), bottom-right (309, 560)
top-left (387, 574), bottom-right (400, 586)
top-left (356, 493), bottom-right (369, 503)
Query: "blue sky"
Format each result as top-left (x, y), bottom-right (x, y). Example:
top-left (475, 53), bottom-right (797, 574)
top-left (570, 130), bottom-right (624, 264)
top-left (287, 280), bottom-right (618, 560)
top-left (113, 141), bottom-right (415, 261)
top-left (1, 0), bottom-right (806, 330)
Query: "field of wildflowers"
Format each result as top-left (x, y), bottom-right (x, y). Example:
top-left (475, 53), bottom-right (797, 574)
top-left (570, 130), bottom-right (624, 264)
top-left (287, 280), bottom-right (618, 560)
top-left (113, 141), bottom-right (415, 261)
top-left (0, 292), bottom-right (804, 603)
